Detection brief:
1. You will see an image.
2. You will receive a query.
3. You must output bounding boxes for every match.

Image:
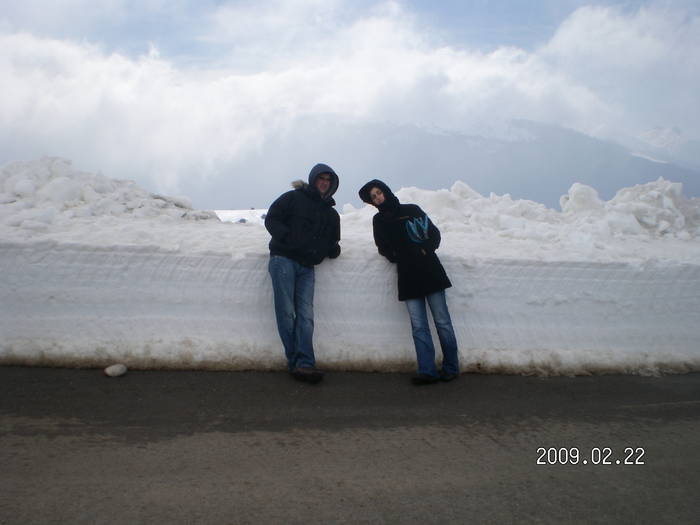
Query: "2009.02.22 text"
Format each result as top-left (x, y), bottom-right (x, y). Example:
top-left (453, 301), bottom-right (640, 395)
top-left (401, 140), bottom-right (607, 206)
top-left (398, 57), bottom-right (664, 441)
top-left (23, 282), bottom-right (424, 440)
top-left (536, 447), bottom-right (645, 465)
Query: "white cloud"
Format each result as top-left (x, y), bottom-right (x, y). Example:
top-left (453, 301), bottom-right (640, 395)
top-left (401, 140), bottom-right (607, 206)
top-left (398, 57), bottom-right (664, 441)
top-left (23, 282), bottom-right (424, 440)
top-left (540, 5), bottom-right (700, 138)
top-left (0, 1), bottom-right (698, 202)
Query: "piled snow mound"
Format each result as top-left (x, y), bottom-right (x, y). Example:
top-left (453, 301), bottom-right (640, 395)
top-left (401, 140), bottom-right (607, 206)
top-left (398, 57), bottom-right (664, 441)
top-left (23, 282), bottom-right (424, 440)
top-left (388, 179), bottom-right (700, 240)
top-left (0, 157), bottom-right (218, 230)
top-left (2, 157), bottom-right (699, 263)
top-left (340, 178), bottom-right (700, 265)
top-left (1, 157), bottom-right (699, 374)
top-left (606, 179), bottom-right (700, 238)
top-left (560, 179), bottom-right (700, 238)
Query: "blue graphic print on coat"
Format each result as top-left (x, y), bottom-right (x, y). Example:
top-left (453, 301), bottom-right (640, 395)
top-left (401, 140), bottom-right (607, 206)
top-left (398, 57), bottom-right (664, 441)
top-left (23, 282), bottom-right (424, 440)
top-left (406, 214), bottom-right (430, 243)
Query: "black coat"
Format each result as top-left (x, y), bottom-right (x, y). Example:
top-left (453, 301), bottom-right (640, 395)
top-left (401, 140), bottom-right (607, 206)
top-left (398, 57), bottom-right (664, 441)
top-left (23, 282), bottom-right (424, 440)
top-left (359, 180), bottom-right (451, 301)
top-left (265, 165), bottom-right (341, 267)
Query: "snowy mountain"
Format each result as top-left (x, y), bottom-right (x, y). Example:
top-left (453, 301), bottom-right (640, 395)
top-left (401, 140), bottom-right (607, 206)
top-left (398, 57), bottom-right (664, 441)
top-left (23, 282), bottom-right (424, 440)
top-left (629, 126), bottom-right (700, 173)
top-left (183, 118), bottom-right (700, 211)
top-left (640, 127), bottom-right (685, 152)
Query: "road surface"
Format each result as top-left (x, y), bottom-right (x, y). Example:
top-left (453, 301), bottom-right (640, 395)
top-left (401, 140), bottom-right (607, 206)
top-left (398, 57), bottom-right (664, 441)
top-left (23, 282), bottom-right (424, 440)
top-left (1, 367), bottom-right (699, 524)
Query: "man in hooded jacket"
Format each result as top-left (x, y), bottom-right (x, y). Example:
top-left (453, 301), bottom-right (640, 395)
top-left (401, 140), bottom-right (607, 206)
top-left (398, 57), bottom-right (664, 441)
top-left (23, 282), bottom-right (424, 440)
top-left (265, 163), bottom-right (341, 383)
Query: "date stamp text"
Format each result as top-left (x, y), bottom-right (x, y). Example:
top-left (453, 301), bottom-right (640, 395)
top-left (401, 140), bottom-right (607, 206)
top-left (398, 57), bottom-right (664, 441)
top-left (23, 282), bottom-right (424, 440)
top-left (536, 447), bottom-right (645, 465)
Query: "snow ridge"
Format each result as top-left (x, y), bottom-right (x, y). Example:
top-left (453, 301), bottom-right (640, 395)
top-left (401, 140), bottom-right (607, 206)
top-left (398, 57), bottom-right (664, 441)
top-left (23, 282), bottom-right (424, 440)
top-left (2, 157), bottom-right (700, 374)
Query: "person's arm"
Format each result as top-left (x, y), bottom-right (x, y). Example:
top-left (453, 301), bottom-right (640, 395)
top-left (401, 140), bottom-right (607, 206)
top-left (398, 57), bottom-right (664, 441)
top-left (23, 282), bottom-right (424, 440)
top-left (410, 205), bottom-right (440, 253)
top-left (328, 211), bottom-right (341, 258)
top-left (264, 192), bottom-right (293, 243)
top-left (425, 213), bottom-right (441, 253)
top-left (373, 215), bottom-right (397, 263)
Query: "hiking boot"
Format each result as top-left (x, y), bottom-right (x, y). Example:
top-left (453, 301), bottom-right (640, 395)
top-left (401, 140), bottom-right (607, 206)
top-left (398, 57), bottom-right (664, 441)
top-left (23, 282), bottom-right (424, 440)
top-left (411, 373), bottom-right (439, 385)
top-left (291, 367), bottom-right (324, 384)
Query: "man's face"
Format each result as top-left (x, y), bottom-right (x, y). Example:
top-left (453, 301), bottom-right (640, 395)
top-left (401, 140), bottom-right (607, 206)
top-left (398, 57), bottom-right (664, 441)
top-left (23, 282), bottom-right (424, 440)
top-left (315, 173), bottom-right (332, 195)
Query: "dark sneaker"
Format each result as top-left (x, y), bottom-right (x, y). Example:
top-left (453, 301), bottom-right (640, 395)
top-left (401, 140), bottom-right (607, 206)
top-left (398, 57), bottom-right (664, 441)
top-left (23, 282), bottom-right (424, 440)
top-left (439, 371), bottom-right (459, 382)
top-left (411, 373), bottom-right (439, 385)
top-left (291, 367), bottom-right (324, 384)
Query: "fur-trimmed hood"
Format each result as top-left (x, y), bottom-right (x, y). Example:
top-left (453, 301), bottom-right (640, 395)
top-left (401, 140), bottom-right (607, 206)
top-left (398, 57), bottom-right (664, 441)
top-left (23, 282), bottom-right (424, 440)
top-left (292, 163), bottom-right (339, 201)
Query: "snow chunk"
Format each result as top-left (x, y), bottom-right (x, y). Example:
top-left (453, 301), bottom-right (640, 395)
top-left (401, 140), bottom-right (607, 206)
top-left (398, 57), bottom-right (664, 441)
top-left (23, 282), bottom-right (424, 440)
top-left (560, 183), bottom-right (604, 214)
top-left (104, 364), bottom-right (128, 377)
top-left (13, 179), bottom-right (36, 198)
top-left (607, 178), bottom-right (698, 236)
top-left (37, 176), bottom-right (82, 206)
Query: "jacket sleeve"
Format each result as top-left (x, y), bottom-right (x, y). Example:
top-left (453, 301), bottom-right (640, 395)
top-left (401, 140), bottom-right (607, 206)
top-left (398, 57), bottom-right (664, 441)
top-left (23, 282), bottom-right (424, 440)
top-left (417, 206), bottom-right (441, 253)
top-left (328, 211), bottom-right (341, 259)
top-left (264, 192), bottom-right (293, 243)
top-left (426, 215), bottom-right (441, 253)
top-left (373, 215), bottom-right (397, 263)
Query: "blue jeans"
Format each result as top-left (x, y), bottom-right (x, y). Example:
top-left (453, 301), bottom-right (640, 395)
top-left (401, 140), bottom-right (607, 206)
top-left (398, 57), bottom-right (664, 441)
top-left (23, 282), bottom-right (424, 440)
top-left (405, 290), bottom-right (459, 377)
top-left (268, 255), bottom-right (316, 371)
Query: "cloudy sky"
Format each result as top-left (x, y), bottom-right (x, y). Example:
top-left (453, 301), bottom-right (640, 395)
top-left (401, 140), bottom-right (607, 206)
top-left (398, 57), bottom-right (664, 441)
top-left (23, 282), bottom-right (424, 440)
top-left (1, 0), bottom-right (698, 209)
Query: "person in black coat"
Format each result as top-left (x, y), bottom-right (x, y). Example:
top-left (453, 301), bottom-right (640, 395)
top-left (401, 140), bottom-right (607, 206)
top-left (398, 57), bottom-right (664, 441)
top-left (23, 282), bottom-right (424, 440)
top-left (265, 163), bottom-right (341, 383)
top-left (359, 179), bottom-right (459, 385)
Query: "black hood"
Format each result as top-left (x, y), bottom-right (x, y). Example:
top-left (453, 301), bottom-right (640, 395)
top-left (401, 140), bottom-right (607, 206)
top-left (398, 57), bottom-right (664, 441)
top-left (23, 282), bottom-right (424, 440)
top-left (358, 179), bottom-right (400, 215)
top-left (359, 179), bottom-right (393, 204)
top-left (308, 163), bottom-right (339, 200)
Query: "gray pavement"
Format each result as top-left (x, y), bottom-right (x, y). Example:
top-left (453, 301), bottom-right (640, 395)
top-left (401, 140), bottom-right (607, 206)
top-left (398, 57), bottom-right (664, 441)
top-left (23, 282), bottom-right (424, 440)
top-left (1, 366), bottom-right (699, 524)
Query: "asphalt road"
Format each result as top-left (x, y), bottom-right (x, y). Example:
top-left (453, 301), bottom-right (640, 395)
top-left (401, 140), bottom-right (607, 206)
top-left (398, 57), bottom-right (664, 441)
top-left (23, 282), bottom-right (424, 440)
top-left (1, 367), bottom-right (699, 524)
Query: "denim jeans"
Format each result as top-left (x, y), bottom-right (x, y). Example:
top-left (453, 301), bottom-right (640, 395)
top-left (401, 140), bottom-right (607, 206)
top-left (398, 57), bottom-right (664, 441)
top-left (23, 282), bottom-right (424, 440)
top-left (405, 290), bottom-right (459, 377)
top-left (268, 255), bottom-right (316, 371)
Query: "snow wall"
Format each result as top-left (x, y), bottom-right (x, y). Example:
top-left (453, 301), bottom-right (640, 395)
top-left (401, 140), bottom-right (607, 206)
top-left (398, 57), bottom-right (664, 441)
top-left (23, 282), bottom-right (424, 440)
top-left (2, 157), bottom-right (700, 375)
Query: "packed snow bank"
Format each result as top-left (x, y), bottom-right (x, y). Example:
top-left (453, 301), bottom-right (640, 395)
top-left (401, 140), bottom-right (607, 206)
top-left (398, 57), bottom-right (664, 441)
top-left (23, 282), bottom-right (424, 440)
top-left (2, 157), bottom-right (700, 375)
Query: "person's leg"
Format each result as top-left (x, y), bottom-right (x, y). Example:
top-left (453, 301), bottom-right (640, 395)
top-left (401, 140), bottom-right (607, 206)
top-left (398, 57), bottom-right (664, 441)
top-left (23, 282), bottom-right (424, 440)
top-left (426, 290), bottom-right (460, 376)
top-left (405, 297), bottom-right (438, 377)
top-left (293, 263), bottom-right (316, 370)
top-left (268, 255), bottom-right (297, 371)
